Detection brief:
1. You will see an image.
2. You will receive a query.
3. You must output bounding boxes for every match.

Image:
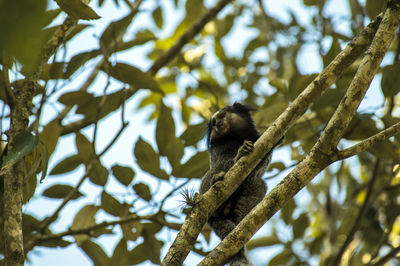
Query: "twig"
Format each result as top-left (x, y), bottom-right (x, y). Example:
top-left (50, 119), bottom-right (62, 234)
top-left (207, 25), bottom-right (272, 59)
top-left (37, 215), bottom-right (142, 243)
top-left (371, 245), bottom-right (400, 266)
top-left (1, 65), bottom-right (16, 109)
top-left (333, 121), bottom-right (400, 161)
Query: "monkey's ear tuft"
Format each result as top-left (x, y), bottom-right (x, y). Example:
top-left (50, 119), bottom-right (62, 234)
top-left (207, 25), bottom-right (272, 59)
top-left (232, 102), bottom-right (257, 112)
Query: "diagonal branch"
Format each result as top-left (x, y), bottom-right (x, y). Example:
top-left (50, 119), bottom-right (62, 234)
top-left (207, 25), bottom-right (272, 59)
top-left (198, 4), bottom-right (400, 265)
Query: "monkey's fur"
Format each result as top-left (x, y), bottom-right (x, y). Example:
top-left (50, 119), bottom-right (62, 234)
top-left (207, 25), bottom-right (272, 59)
top-left (199, 102), bottom-right (282, 266)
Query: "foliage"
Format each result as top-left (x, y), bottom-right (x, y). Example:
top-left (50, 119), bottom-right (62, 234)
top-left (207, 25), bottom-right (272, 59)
top-left (0, 0), bottom-right (399, 265)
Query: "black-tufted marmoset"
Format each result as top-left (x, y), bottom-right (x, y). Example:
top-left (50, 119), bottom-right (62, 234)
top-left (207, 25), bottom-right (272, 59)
top-left (199, 102), bottom-right (283, 266)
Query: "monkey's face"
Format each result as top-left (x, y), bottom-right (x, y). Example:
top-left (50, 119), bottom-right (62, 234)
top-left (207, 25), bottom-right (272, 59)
top-left (209, 109), bottom-right (247, 142)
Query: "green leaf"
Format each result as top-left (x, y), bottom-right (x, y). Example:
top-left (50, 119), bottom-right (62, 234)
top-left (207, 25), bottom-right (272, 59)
top-left (366, 0), bottom-right (387, 19)
top-left (180, 121), bottom-right (207, 147)
top-left (111, 238), bottom-right (128, 265)
top-left (293, 213), bottom-right (309, 238)
top-left (381, 62), bottom-right (400, 97)
top-left (323, 37), bottom-right (341, 67)
top-left (81, 240), bottom-right (110, 266)
top-left (132, 182), bottom-right (152, 201)
top-left (58, 91), bottom-right (94, 106)
top-left (152, 6), bottom-right (163, 29)
top-left (134, 137), bottom-right (169, 180)
top-left (268, 250), bottom-right (292, 266)
top-left (75, 132), bottom-right (92, 161)
top-left (111, 164), bottom-right (135, 186)
top-left (71, 205), bottom-right (99, 246)
top-left (88, 160), bottom-right (108, 186)
top-left (172, 151), bottom-right (209, 179)
top-left (55, 0), bottom-right (100, 20)
top-left (281, 198), bottom-right (296, 224)
top-left (23, 172), bottom-right (37, 204)
top-left (37, 239), bottom-right (72, 248)
top-left (100, 12), bottom-right (135, 55)
top-left (40, 120), bottom-right (62, 157)
top-left (65, 50), bottom-right (100, 77)
top-left (39, 141), bottom-right (49, 183)
top-left (1, 131), bottom-right (39, 171)
top-left (101, 191), bottom-right (124, 216)
top-left (156, 102), bottom-right (184, 167)
top-left (50, 154), bottom-right (83, 175)
top-left (42, 184), bottom-right (83, 200)
top-left (106, 63), bottom-right (162, 94)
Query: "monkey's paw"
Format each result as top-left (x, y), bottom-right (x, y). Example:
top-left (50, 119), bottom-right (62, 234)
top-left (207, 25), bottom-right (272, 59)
top-left (211, 171), bottom-right (225, 185)
top-left (234, 140), bottom-right (254, 162)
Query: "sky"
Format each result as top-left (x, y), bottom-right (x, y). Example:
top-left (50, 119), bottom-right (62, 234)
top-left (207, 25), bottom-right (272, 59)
top-left (20, 0), bottom-right (387, 265)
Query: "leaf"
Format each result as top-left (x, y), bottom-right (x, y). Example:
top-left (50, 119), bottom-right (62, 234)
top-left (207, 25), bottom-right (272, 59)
top-left (172, 151), bottom-right (209, 179)
top-left (110, 238), bottom-right (128, 265)
top-left (39, 141), bottom-right (49, 183)
top-left (37, 239), bottom-right (71, 248)
top-left (293, 213), bottom-right (309, 238)
top-left (381, 62), bottom-right (400, 97)
top-left (132, 182), bottom-right (152, 201)
top-left (75, 132), bottom-right (92, 161)
top-left (101, 191), bottom-right (124, 216)
top-left (40, 120), bottom-right (62, 157)
top-left (366, 0), bottom-right (387, 19)
top-left (106, 63), bottom-right (162, 94)
top-left (58, 91), bottom-right (94, 106)
top-left (42, 184), bottom-right (83, 200)
top-left (134, 137), bottom-right (169, 180)
top-left (100, 12), bottom-right (135, 55)
top-left (156, 102), bottom-right (184, 167)
top-left (65, 50), bottom-right (100, 77)
top-left (1, 131), bottom-right (39, 171)
top-left (323, 37), bottom-right (341, 67)
top-left (281, 198), bottom-right (296, 224)
top-left (268, 250), bottom-right (292, 266)
top-left (50, 154), bottom-right (83, 175)
top-left (81, 240), bottom-right (110, 266)
top-left (180, 121), bottom-right (207, 147)
top-left (40, 62), bottom-right (66, 80)
top-left (71, 205), bottom-right (99, 246)
top-left (121, 221), bottom-right (142, 241)
top-left (111, 164), bottom-right (135, 186)
top-left (152, 6), bottom-right (163, 29)
top-left (23, 172), bottom-right (37, 204)
top-left (88, 160), bottom-right (108, 186)
top-left (55, 0), bottom-right (100, 20)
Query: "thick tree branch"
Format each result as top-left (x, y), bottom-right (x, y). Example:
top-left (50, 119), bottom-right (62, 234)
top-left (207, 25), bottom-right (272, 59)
top-left (149, 0), bottom-right (233, 75)
top-left (2, 17), bottom-right (76, 266)
top-left (162, 10), bottom-right (383, 266)
top-left (199, 4), bottom-right (400, 265)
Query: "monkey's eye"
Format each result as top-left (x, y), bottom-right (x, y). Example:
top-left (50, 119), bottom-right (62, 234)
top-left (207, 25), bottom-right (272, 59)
top-left (211, 117), bottom-right (216, 126)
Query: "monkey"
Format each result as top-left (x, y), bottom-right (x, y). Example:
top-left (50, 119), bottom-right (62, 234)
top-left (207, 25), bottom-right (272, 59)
top-left (198, 102), bottom-right (283, 266)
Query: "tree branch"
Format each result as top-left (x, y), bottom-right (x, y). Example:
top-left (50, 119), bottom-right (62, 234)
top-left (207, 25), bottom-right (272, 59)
top-left (198, 5), bottom-right (399, 264)
top-left (2, 16), bottom-right (76, 266)
top-left (162, 10), bottom-right (383, 266)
